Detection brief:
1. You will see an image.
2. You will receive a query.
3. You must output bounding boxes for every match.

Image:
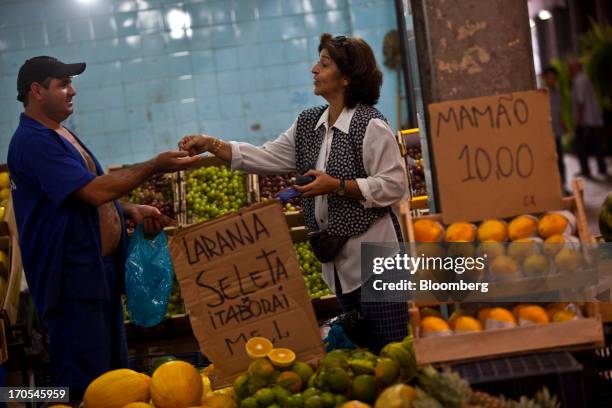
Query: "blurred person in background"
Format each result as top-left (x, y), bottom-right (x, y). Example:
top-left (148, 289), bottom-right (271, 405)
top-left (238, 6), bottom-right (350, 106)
top-left (570, 60), bottom-right (607, 178)
top-left (543, 66), bottom-right (569, 195)
top-left (7, 56), bottom-right (199, 402)
top-left (179, 33), bottom-right (408, 352)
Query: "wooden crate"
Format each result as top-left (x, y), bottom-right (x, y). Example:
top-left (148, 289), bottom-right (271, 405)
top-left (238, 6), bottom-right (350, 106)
top-left (403, 179), bottom-right (605, 364)
top-left (0, 317), bottom-right (7, 364)
top-left (107, 163), bottom-right (180, 227)
top-left (410, 303), bottom-right (604, 365)
top-left (250, 172), bottom-right (305, 228)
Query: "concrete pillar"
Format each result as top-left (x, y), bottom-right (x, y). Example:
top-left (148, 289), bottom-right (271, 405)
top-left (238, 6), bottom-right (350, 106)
top-left (410, 0), bottom-right (536, 105)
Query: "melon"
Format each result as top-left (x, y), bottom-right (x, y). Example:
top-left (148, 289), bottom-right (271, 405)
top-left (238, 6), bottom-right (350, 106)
top-left (83, 369), bottom-right (150, 408)
top-left (151, 361), bottom-right (203, 408)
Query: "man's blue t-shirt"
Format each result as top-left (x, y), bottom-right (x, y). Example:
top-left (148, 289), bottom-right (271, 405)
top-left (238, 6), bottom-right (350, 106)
top-left (7, 114), bottom-right (128, 316)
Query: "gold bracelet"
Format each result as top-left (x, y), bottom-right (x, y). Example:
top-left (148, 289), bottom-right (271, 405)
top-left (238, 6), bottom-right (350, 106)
top-left (207, 136), bottom-right (223, 154)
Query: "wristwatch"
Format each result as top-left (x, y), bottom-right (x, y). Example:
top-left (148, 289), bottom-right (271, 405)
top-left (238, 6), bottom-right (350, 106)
top-left (337, 179), bottom-right (346, 196)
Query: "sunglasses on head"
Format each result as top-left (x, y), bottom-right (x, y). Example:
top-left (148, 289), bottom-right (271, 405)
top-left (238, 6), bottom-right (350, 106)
top-left (331, 35), bottom-right (348, 47)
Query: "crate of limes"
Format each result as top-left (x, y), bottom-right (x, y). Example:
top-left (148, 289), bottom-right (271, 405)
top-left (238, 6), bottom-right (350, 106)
top-left (181, 156), bottom-right (257, 224)
top-left (294, 242), bottom-right (332, 299)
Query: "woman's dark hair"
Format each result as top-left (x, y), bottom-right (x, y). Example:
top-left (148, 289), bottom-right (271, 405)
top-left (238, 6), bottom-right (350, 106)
top-left (318, 33), bottom-right (383, 108)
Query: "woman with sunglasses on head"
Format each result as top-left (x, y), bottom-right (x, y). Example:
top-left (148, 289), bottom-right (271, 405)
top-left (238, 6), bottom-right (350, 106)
top-left (179, 33), bottom-right (408, 351)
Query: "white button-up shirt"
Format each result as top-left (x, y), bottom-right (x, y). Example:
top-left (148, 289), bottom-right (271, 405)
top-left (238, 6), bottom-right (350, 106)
top-left (230, 106), bottom-right (408, 294)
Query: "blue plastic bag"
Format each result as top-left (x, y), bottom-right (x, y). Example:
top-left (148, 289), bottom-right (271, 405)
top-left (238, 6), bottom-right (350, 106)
top-left (125, 225), bottom-right (174, 327)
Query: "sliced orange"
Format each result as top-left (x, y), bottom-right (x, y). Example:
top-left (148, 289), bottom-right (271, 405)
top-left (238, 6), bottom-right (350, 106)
top-left (267, 348), bottom-right (296, 368)
top-left (245, 337), bottom-right (274, 359)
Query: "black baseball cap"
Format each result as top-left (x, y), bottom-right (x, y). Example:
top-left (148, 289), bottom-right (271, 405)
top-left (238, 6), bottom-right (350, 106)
top-left (17, 56), bottom-right (86, 102)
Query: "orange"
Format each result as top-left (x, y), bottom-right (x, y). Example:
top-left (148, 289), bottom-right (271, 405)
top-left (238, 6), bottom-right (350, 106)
top-left (246, 337), bottom-right (274, 359)
top-left (268, 348), bottom-right (296, 368)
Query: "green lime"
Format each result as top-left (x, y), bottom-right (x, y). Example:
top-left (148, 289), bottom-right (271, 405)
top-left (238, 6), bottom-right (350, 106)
top-left (254, 387), bottom-right (276, 406)
top-left (240, 396), bottom-right (258, 408)
top-left (304, 395), bottom-right (324, 408)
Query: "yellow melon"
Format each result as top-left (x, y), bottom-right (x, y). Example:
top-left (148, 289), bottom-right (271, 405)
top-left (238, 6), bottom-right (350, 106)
top-left (0, 250), bottom-right (9, 275)
top-left (151, 361), bottom-right (203, 408)
top-left (83, 369), bottom-right (150, 408)
top-left (0, 173), bottom-right (9, 189)
top-left (445, 222), bottom-right (476, 242)
top-left (508, 215), bottom-right (538, 241)
top-left (414, 219), bottom-right (444, 242)
top-left (201, 393), bottom-right (237, 408)
top-left (478, 220), bottom-right (508, 242)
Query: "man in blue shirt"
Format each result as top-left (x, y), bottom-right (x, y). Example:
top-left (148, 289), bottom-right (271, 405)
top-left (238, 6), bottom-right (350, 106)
top-left (7, 56), bottom-right (199, 401)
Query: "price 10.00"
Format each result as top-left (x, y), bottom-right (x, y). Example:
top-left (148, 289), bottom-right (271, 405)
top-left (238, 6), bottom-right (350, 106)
top-left (458, 143), bottom-right (534, 183)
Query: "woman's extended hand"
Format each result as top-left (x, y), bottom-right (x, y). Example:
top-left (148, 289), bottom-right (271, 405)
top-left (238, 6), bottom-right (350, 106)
top-left (178, 134), bottom-right (209, 156)
top-left (295, 170), bottom-right (340, 197)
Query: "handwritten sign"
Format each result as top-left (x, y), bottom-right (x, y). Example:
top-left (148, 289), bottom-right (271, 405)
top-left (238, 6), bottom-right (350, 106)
top-left (428, 90), bottom-right (563, 223)
top-left (169, 201), bottom-right (323, 388)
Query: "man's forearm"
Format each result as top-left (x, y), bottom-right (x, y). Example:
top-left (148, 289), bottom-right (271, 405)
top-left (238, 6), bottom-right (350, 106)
top-left (76, 160), bottom-right (158, 206)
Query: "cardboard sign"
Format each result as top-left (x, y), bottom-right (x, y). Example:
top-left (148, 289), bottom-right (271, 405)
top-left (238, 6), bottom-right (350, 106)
top-left (169, 201), bottom-right (324, 388)
top-left (428, 90), bottom-right (563, 223)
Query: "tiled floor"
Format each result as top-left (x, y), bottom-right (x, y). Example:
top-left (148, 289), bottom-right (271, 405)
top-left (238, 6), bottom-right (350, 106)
top-left (562, 154), bottom-right (612, 236)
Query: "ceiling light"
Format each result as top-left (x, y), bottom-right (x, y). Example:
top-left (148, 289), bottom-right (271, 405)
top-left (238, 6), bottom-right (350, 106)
top-left (538, 10), bottom-right (552, 20)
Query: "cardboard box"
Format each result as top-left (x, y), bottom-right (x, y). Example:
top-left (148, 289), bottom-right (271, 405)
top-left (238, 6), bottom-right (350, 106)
top-left (169, 201), bottom-right (324, 387)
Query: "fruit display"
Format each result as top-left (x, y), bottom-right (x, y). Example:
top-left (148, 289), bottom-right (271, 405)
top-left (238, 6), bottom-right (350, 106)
top-left (599, 191), bottom-right (612, 241)
top-left (294, 242), bottom-right (332, 299)
top-left (0, 171), bottom-right (11, 220)
top-left (406, 146), bottom-right (427, 197)
top-left (417, 303), bottom-right (582, 338)
top-left (185, 166), bottom-right (247, 223)
top-left (413, 210), bottom-right (584, 278)
top-left (83, 333), bottom-right (561, 408)
top-left (125, 173), bottom-right (175, 230)
top-left (259, 173), bottom-right (301, 212)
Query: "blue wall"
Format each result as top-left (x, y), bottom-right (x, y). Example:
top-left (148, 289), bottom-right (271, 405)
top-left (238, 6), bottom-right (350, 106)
top-left (0, 0), bottom-right (399, 167)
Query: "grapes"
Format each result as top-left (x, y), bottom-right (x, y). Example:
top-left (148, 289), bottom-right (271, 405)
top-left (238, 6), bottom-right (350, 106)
top-left (407, 147), bottom-right (427, 196)
top-left (294, 242), bottom-right (332, 299)
top-left (258, 173), bottom-right (301, 212)
top-left (185, 166), bottom-right (247, 223)
top-left (126, 174), bottom-right (176, 230)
